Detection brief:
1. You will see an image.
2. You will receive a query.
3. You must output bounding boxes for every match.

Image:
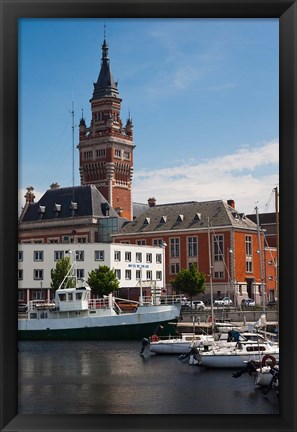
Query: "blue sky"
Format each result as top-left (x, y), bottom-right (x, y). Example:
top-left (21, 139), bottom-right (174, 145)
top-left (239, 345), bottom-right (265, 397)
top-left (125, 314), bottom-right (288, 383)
top-left (19, 18), bottom-right (279, 215)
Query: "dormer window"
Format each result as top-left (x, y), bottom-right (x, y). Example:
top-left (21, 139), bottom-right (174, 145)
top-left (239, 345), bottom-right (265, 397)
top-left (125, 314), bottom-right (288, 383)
top-left (70, 202), bottom-right (77, 211)
top-left (177, 214), bottom-right (184, 222)
top-left (232, 211), bottom-right (239, 219)
top-left (38, 206), bottom-right (46, 219)
top-left (53, 204), bottom-right (61, 217)
top-left (143, 217), bottom-right (150, 225)
top-left (160, 216), bottom-right (167, 223)
top-left (194, 213), bottom-right (201, 221)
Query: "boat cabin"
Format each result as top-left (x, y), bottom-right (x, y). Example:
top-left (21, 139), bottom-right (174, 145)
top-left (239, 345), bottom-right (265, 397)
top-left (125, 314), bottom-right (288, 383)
top-left (55, 286), bottom-right (91, 312)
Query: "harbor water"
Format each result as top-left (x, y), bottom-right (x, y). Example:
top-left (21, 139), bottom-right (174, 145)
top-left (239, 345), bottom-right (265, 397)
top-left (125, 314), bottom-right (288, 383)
top-left (18, 340), bottom-right (279, 415)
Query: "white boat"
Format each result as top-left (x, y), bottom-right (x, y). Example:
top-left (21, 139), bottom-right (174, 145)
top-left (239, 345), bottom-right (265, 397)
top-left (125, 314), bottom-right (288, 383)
top-left (18, 260), bottom-right (181, 341)
top-left (197, 334), bottom-right (279, 368)
top-left (149, 333), bottom-right (214, 354)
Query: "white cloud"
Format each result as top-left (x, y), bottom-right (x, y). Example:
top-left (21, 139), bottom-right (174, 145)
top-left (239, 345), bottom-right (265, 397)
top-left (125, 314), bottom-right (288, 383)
top-left (133, 140), bottom-right (279, 214)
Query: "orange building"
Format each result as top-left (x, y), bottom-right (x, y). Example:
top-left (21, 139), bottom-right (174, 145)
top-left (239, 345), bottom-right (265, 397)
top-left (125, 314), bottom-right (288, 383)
top-left (112, 199), bottom-right (270, 306)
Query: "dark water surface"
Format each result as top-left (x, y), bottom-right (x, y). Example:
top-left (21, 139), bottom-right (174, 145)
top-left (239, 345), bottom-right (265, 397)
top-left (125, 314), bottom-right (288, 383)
top-left (18, 341), bottom-right (279, 415)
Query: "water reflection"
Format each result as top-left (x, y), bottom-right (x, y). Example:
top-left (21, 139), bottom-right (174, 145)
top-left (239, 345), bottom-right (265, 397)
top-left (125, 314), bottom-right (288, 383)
top-left (18, 341), bottom-right (279, 415)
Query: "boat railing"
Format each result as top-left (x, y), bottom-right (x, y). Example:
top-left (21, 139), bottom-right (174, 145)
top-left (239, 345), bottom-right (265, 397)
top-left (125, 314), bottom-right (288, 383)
top-left (88, 298), bottom-right (110, 309)
top-left (141, 294), bottom-right (183, 306)
top-left (28, 300), bottom-right (56, 311)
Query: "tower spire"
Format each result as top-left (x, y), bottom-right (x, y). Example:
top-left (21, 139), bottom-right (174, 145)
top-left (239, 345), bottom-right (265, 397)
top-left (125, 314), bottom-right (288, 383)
top-left (91, 31), bottom-right (119, 100)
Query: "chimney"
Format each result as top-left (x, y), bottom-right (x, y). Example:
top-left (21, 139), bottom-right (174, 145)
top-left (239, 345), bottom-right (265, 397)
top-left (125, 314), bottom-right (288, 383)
top-left (50, 182), bottom-right (60, 190)
top-left (24, 186), bottom-right (35, 203)
top-left (227, 199), bottom-right (235, 209)
top-left (148, 197), bottom-right (156, 208)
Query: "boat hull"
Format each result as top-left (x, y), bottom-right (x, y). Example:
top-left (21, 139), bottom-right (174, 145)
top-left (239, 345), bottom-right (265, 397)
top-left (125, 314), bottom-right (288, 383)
top-left (198, 351), bottom-right (279, 369)
top-left (18, 319), bottom-right (178, 341)
top-left (150, 341), bottom-right (192, 354)
top-left (18, 304), bottom-right (180, 341)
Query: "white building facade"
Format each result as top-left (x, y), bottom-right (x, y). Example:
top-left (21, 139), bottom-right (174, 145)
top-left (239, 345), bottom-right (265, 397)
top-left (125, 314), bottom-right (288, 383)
top-left (18, 243), bottom-right (164, 303)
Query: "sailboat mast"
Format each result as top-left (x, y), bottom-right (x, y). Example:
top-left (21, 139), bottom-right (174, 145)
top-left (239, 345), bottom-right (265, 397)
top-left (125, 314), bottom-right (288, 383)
top-left (255, 206), bottom-right (266, 314)
top-left (207, 217), bottom-right (215, 333)
top-left (274, 186), bottom-right (279, 301)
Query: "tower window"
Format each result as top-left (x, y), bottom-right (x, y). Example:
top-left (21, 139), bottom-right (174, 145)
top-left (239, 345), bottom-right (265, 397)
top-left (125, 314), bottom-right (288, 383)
top-left (115, 149), bottom-right (121, 158)
top-left (96, 149), bottom-right (106, 158)
top-left (84, 151), bottom-right (93, 160)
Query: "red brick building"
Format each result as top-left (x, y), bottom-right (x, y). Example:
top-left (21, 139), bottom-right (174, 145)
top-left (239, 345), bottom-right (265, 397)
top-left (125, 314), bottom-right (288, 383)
top-left (77, 37), bottom-right (135, 221)
top-left (113, 199), bottom-right (272, 305)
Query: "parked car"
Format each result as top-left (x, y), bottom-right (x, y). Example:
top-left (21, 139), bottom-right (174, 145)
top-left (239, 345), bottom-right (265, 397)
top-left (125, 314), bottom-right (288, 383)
top-left (213, 297), bottom-right (233, 306)
top-left (191, 300), bottom-right (206, 311)
top-left (18, 303), bottom-right (28, 313)
top-left (267, 299), bottom-right (278, 308)
top-left (241, 298), bottom-right (255, 307)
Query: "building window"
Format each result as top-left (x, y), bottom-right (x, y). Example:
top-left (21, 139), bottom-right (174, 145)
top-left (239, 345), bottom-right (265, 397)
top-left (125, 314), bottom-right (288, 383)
top-left (48, 238), bottom-right (59, 244)
top-left (170, 238), bottom-right (180, 258)
top-left (32, 291), bottom-right (43, 301)
top-left (136, 270), bottom-right (141, 280)
top-left (245, 236), bottom-right (252, 256)
top-left (125, 269), bottom-right (131, 280)
top-left (54, 251), bottom-right (64, 261)
top-left (153, 239), bottom-right (163, 246)
top-left (125, 251), bottom-right (131, 262)
top-left (156, 271), bottom-right (162, 281)
top-left (33, 269), bottom-right (43, 280)
top-left (115, 149), bottom-right (121, 158)
top-left (114, 251), bottom-right (121, 261)
top-left (77, 269), bottom-right (85, 279)
top-left (84, 151), bottom-right (93, 160)
top-left (188, 237), bottom-right (198, 257)
top-left (246, 261), bottom-right (253, 273)
top-left (123, 151), bottom-right (130, 160)
top-left (170, 263), bottom-right (180, 274)
top-left (146, 270), bottom-right (152, 280)
top-left (115, 269), bottom-right (121, 280)
top-left (18, 290), bottom-right (25, 301)
top-left (146, 253), bottom-right (152, 263)
top-left (214, 271), bottom-right (224, 279)
top-left (137, 240), bottom-right (146, 245)
top-left (18, 269), bottom-right (23, 280)
top-left (213, 235), bottom-right (224, 262)
top-left (95, 250), bottom-right (104, 261)
top-left (156, 254), bottom-right (162, 264)
top-left (18, 251), bottom-right (23, 262)
top-left (34, 251), bottom-right (44, 262)
top-left (136, 252), bottom-right (142, 263)
top-left (245, 236), bottom-right (253, 273)
top-left (96, 149), bottom-right (106, 158)
top-left (77, 237), bottom-right (87, 244)
top-left (76, 251), bottom-right (84, 261)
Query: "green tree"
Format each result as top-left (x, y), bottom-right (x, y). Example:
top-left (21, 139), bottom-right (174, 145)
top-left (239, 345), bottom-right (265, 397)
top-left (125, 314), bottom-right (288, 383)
top-left (87, 265), bottom-right (120, 297)
top-left (171, 263), bottom-right (206, 303)
top-left (50, 256), bottom-right (76, 292)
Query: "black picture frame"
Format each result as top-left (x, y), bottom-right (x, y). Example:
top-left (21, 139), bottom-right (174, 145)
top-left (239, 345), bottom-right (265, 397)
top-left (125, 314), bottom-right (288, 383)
top-left (1, 1), bottom-right (296, 431)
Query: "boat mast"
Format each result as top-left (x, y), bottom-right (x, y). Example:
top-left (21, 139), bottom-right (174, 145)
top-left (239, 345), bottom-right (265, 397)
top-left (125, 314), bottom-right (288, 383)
top-left (255, 206), bottom-right (266, 315)
top-left (207, 217), bottom-right (215, 334)
top-left (274, 186), bottom-right (279, 302)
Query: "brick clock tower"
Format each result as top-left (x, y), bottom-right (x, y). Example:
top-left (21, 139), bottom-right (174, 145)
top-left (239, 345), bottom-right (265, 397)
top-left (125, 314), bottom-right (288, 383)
top-left (78, 37), bottom-right (135, 220)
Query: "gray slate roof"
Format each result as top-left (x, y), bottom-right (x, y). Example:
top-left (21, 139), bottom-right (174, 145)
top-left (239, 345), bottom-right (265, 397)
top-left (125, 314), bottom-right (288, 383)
top-left (91, 38), bottom-right (119, 100)
top-left (20, 185), bottom-right (120, 222)
top-left (117, 200), bottom-right (258, 235)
